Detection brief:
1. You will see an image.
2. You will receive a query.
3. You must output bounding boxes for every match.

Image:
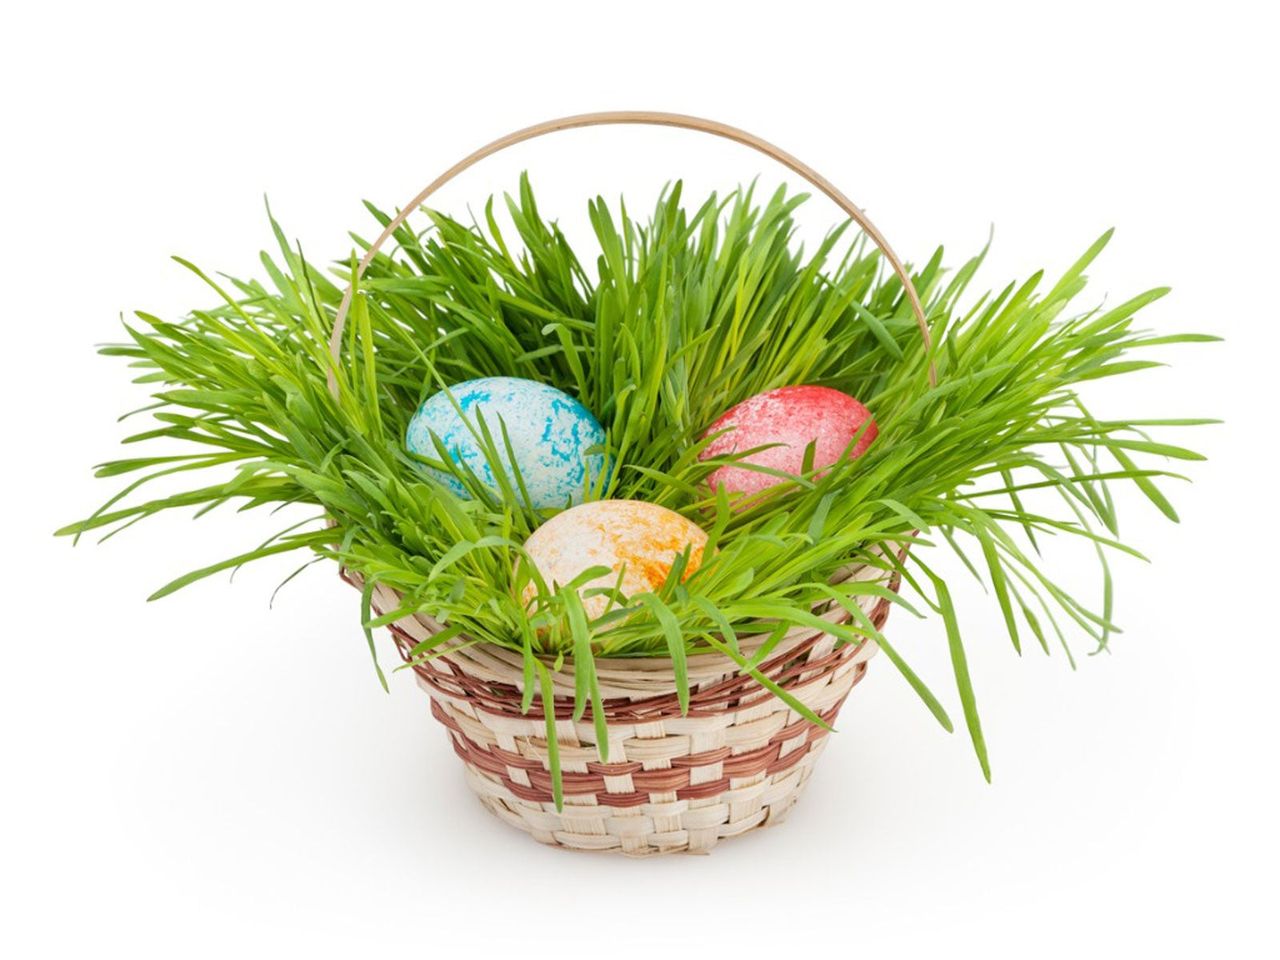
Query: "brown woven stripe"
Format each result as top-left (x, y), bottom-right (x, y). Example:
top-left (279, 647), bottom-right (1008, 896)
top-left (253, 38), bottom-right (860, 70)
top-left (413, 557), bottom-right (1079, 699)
top-left (669, 746), bottom-right (734, 768)
top-left (392, 594), bottom-right (890, 726)
top-left (435, 693), bottom-right (854, 808)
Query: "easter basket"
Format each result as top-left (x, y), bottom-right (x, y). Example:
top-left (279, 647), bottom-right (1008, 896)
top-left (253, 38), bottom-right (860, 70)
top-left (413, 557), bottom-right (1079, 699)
top-left (345, 556), bottom-right (898, 854)
top-left (61, 111), bottom-right (1213, 857)
top-left (327, 113), bottom-right (935, 854)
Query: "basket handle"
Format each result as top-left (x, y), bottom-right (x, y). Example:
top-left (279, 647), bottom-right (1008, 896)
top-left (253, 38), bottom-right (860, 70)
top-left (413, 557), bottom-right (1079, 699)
top-left (326, 110), bottom-right (937, 397)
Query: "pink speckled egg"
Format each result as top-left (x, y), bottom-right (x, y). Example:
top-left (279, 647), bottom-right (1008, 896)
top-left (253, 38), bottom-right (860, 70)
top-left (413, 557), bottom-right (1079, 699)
top-left (699, 385), bottom-right (878, 498)
top-left (520, 500), bottom-right (708, 619)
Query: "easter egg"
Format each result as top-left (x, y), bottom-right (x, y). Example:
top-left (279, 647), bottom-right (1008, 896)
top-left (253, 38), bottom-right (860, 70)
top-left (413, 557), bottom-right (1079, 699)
top-left (406, 377), bottom-right (606, 509)
top-left (699, 385), bottom-right (877, 498)
top-left (520, 500), bottom-right (708, 619)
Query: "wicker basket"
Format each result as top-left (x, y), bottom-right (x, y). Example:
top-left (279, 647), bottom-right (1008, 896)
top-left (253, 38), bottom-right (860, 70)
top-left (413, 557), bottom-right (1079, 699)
top-left (353, 557), bottom-right (900, 855)
top-left (331, 113), bottom-right (931, 855)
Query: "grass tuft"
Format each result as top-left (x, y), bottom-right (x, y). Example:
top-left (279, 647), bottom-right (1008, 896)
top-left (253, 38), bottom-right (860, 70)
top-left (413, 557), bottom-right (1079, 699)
top-left (61, 175), bottom-right (1216, 780)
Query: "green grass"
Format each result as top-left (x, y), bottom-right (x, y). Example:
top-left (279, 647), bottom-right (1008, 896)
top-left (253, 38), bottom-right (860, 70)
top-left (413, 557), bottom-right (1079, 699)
top-left (59, 176), bottom-right (1216, 787)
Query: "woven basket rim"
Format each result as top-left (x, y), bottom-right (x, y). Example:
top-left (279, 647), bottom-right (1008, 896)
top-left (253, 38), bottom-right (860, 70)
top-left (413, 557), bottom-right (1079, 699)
top-left (402, 623), bottom-right (879, 723)
top-left (345, 545), bottom-right (904, 708)
top-left (335, 545), bottom-right (906, 716)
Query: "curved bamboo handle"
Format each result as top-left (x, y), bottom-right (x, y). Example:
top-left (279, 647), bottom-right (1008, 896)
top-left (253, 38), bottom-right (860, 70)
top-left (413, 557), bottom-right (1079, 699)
top-left (326, 111), bottom-right (936, 396)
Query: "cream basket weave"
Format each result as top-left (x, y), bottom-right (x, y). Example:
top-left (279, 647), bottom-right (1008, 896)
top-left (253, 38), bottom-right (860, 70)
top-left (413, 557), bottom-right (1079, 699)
top-left (351, 557), bottom-right (899, 856)
top-left (331, 112), bottom-right (930, 855)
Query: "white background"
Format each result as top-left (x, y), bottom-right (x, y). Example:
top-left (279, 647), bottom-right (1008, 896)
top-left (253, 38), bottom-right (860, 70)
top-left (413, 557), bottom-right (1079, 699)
top-left (3, 2), bottom-right (1277, 957)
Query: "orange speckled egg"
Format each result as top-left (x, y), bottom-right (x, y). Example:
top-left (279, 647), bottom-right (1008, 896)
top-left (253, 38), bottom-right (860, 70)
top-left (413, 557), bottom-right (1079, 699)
top-left (520, 500), bottom-right (708, 619)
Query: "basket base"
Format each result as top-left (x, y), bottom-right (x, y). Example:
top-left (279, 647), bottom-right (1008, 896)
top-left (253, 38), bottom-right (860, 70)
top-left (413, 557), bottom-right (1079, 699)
top-left (454, 732), bottom-right (831, 856)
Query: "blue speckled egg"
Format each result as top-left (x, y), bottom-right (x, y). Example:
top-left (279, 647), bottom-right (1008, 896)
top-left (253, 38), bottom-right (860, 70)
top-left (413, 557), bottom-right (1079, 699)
top-left (406, 377), bottom-right (607, 508)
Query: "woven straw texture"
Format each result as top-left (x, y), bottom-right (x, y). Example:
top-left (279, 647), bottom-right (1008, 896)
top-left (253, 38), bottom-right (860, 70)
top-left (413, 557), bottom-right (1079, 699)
top-left (354, 556), bottom-right (900, 856)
